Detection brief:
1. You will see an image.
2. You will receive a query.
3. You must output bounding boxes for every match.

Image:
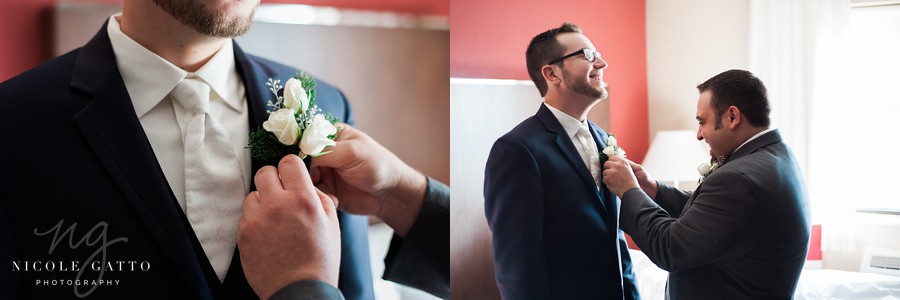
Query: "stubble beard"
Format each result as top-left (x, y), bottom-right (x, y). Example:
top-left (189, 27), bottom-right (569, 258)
top-left (564, 70), bottom-right (606, 100)
top-left (152, 0), bottom-right (256, 38)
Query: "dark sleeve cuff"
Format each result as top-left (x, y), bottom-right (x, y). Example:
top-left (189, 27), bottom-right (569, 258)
top-left (270, 280), bottom-right (344, 300)
top-left (382, 177), bottom-right (450, 299)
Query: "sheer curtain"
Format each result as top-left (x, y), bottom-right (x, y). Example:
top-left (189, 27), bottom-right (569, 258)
top-left (748, 0), bottom-right (854, 252)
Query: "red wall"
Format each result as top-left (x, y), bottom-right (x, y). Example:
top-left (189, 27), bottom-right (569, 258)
top-left (451, 0), bottom-right (649, 163)
top-left (0, 0), bottom-right (448, 83)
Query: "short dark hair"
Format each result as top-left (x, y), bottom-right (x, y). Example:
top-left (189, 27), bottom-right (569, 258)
top-left (697, 69), bottom-right (771, 129)
top-left (526, 23), bottom-right (582, 97)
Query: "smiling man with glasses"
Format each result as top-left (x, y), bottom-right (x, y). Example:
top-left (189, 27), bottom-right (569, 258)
top-left (484, 22), bottom-right (640, 300)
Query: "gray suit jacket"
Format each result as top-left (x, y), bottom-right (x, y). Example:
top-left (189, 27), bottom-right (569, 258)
top-left (273, 177), bottom-right (450, 300)
top-left (620, 129), bottom-right (810, 299)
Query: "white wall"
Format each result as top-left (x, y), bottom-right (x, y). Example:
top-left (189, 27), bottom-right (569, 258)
top-left (449, 79), bottom-right (542, 299)
top-left (646, 0), bottom-right (749, 140)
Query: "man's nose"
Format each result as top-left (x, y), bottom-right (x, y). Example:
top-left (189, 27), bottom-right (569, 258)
top-left (696, 128), bottom-right (703, 141)
top-left (594, 57), bottom-right (607, 69)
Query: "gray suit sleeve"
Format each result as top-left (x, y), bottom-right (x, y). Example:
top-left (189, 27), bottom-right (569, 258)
top-left (382, 177), bottom-right (450, 299)
top-left (654, 182), bottom-right (692, 217)
top-left (270, 281), bottom-right (345, 300)
top-left (620, 170), bottom-right (758, 272)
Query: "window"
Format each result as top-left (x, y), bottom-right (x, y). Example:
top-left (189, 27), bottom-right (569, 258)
top-left (810, 3), bottom-right (900, 213)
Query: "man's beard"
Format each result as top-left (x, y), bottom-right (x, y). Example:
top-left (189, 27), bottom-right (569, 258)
top-left (152, 0), bottom-right (255, 38)
top-left (564, 70), bottom-right (607, 99)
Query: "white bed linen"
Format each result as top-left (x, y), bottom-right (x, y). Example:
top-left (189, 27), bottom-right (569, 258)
top-left (629, 249), bottom-right (900, 299)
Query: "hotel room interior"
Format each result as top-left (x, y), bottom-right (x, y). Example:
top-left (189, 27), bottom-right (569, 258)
top-left (2, 0), bottom-right (899, 299)
top-left (451, 0), bottom-right (900, 299)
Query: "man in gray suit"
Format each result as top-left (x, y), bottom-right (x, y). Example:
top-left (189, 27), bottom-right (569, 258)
top-left (602, 69), bottom-right (810, 299)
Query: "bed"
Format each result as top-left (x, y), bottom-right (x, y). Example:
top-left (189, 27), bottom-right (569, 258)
top-left (629, 249), bottom-right (900, 299)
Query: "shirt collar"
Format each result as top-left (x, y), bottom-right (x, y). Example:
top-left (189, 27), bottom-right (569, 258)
top-left (733, 127), bottom-right (776, 154)
top-left (107, 14), bottom-right (241, 117)
top-left (544, 102), bottom-right (587, 138)
top-left (194, 40), bottom-right (243, 112)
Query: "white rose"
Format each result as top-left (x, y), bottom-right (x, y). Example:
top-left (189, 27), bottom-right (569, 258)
top-left (602, 146), bottom-right (616, 157)
top-left (602, 145), bottom-right (626, 158)
top-left (698, 161), bottom-right (719, 177)
top-left (607, 135), bottom-right (618, 147)
top-left (697, 162), bottom-right (712, 176)
top-left (283, 78), bottom-right (309, 113)
top-left (262, 108), bottom-right (300, 145)
top-left (299, 114), bottom-right (338, 156)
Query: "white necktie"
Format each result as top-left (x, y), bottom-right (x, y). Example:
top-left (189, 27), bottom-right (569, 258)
top-left (576, 124), bottom-right (601, 187)
top-left (170, 77), bottom-right (245, 282)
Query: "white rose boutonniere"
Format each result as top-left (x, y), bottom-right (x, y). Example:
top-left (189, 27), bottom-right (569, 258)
top-left (248, 73), bottom-right (341, 160)
top-left (299, 114), bottom-right (338, 156)
top-left (697, 156), bottom-right (725, 181)
top-left (697, 161), bottom-right (719, 178)
top-left (282, 77), bottom-right (309, 113)
top-left (599, 133), bottom-right (626, 165)
top-left (261, 108), bottom-right (300, 145)
top-left (601, 135), bottom-right (627, 158)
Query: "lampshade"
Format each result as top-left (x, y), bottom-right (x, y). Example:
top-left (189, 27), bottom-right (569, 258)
top-left (641, 130), bottom-right (711, 182)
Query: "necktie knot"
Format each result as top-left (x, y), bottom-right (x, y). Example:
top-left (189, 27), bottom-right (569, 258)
top-left (171, 77), bottom-right (211, 116)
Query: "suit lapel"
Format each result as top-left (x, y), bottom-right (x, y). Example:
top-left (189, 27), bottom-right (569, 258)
top-left (233, 42), bottom-right (271, 182)
top-left (588, 122), bottom-right (618, 230)
top-left (70, 25), bottom-right (213, 299)
top-left (536, 106), bottom-right (599, 189)
top-left (536, 106), bottom-right (610, 218)
top-left (233, 42), bottom-right (270, 139)
top-left (233, 43), bottom-right (313, 173)
top-left (682, 130), bottom-right (783, 213)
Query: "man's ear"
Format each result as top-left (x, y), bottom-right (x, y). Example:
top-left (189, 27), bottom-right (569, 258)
top-left (727, 105), bottom-right (741, 129)
top-left (542, 65), bottom-right (562, 86)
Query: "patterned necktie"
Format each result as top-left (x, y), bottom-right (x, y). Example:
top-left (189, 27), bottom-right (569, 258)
top-left (576, 124), bottom-right (602, 188)
top-left (170, 77), bottom-right (245, 282)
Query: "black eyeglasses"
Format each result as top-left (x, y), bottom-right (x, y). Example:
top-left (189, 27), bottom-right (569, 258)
top-left (546, 48), bottom-right (601, 65)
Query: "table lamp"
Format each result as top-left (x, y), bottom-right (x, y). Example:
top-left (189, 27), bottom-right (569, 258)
top-left (641, 130), bottom-right (711, 190)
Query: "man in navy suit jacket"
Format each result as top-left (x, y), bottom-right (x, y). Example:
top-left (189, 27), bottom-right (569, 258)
top-left (0, 0), bottom-right (373, 299)
top-left (483, 23), bottom-right (640, 300)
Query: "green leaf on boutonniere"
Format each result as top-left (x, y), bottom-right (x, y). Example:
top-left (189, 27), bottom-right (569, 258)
top-left (247, 129), bottom-right (296, 161)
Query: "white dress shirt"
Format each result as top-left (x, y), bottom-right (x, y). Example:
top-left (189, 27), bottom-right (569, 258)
top-left (106, 14), bottom-right (251, 210)
top-left (545, 103), bottom-right (602, 186)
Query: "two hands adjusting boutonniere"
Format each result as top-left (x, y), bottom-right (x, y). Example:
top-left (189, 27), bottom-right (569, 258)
top-left (247, 73), bottom-right (341, 160)
top-left (599, 133), bottom-right (643, 197)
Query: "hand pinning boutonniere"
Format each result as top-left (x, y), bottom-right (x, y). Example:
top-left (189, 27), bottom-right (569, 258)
top-left (599, 133), bottom-right (627, 165)
top-left (247, 73), bottom-right (341, 160)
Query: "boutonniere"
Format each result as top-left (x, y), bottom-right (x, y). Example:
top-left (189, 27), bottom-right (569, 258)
top-left (599, 133), bottom-right (626, 165)
top-left (247, 73), bottom-right (341, 160)
top-left (697, 156), bottom-right (725, 180)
